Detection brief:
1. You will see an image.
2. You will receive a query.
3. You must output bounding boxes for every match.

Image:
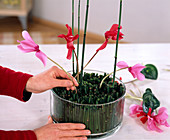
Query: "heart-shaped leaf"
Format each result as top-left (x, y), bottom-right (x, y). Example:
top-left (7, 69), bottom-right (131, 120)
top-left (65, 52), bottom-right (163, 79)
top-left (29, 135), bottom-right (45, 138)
top-left (141, 64), bottom-right (158, 80)
top-left (142, 88), bottom-right (160, 113)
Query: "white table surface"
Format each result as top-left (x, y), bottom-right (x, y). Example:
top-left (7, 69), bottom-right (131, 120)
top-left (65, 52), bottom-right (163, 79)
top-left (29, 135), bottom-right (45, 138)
top-left (0, 43), bottom-right (170, 139)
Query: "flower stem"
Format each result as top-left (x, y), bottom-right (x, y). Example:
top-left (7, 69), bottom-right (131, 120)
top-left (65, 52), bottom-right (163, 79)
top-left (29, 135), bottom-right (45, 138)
top-left (73, 49), bottom-right (79, 82)
top-left (126, 93), bottom-right (143, 101)
top-left (129, 89), bottom-right (138, 97)
top-left (77, 0), bottom-right (81, 74)
top-left (80, 0), bottom-right (90, 86)
top-left (163, 69), bottom-right (170, 71)
top-left (99, 67), bottom-right (129, 88)
top-left (113, 0), bottom-right (123, 87)
top-left (131, 82), bottom-right (142, 97)
top-left (75, 51), bottom-right (98, 78)
top-left (72, 0), bottom-right (75, 74)
top-left (47, 56), bottom-right (76, 87)
top-left (124, 79), bottom-right (138, 84)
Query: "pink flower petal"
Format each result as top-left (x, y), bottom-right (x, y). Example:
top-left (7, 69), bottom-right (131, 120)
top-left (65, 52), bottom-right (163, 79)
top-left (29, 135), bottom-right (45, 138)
top-left (154, 107), bottom-right (170, 127)
top-left (67, 42), bottom-right (75, 50)
top-left (129, 64), bottom-right (146, 81)
top-left (147, 117), bottom-right (163, 133)
top-left (22, 30), bottom-right (36, 44)
top-left (105, 30), bottom-right (117, 40)
top-left (129, 104), bottom-right (143, 116)
top-left (137, 72), bottom-right (146, 81)
top-left (96, 40), bottom-right (108, 52)
top-left (132, 64), bottom-right (146, 73)
top-left (66, 49), bottom-right (73, 60)
top-left (104, 24), bottom-right (124, 41)
top-left (17, 40), bottom-right (37, 50)
top-left (17, 44), bottom-right (35, 53)
top-left (35, 51), bottom-right (47, 66)
top-left (117, 61), bottom-right (129, 69)
top-left (58, 34), bottom-right (66, 39)
top-left (17, 31), bottom-right (47, 66)
top-left (66, 24), bottom-right (72, 36)
top-left (58, 24), bottom-right (79, 60)
top-left (72, 34), bottom-right (79, 41)
top-left (110, 24), bottom-right (122, 31)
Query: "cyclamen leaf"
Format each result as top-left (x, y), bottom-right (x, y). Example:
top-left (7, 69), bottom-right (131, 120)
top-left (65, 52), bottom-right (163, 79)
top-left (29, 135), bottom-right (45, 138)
top-left (142, 88), bottom-right (160, 114)
top-left (141, 64), bottom-right (158, 80)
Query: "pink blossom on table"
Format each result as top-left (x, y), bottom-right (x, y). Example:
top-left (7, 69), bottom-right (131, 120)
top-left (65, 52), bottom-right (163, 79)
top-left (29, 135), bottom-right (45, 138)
top-left (58, 24), bottom-right (79, 60)
top-left (17, 30), bottom-right (47, 66)
top-left (153, 107), bottom-right (170, 127)
top-left (147, 115), bottom-right (163, 133)
top-left (117, 61), bottom-right (146, 81)
top-left (129, 104), bottom-right (170, 133)
top-left (96, 24), bottom-right (124, 52)
top-left (129, 104), bottom-right (143, 117)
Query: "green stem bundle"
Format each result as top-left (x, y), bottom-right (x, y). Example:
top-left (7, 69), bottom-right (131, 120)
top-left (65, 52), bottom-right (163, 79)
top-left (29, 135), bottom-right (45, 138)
top-left (73, 49), bottom-right (79, 82)
top-left (72, 0), bottom-right (75, 74)
top-left (113, 0), bottom-right (123, 87)
top-left (80, 0), bottom-right (90, 86)
top-left (77, 0), bottom-right (81, 74)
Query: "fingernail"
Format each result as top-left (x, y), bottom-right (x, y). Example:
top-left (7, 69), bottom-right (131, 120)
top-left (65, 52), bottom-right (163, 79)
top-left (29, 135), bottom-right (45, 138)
top-left (86, 130), bottom-right (91, 135)
top-left (48, 116), bottom-right (51, 121)
top-left (80, 124), bottom-right (86, 129)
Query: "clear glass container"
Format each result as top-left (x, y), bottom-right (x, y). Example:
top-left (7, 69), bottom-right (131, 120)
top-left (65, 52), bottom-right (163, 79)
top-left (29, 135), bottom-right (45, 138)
top-left (50, 70), bottom-right (126, 138)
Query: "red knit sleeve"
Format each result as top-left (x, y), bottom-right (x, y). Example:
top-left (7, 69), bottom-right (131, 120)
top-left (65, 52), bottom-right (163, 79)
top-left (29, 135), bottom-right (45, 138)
top-left (0, 65), bottom-right (33, 102)
top-left (0, 130), bottom-right (37, 140)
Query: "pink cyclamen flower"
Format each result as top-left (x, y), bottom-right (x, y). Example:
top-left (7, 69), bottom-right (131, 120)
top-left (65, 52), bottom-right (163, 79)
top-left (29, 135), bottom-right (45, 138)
top-left (58, 24), bottom-right (79, 60)
top-left (96, 24), bottom-right (124, 51)
top-left (117, 61), bottom-right (146, 81)
top-left (17, 30), bottom-right (47, 66)
top-left (129, 104), bottom-right (170, 133)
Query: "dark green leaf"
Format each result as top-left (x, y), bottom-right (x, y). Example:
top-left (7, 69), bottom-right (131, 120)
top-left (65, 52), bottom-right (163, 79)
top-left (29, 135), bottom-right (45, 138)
top-left (141, 64), bottom-right (158, 80)
top-left (142, 88), bottom-right (160, 113)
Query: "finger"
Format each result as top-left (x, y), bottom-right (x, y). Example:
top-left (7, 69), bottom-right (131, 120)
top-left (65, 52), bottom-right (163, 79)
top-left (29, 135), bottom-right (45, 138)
top-left (55, 123), bottom-right (86, 130)
top-left (53, 79), bottom-right (74, 88)
top-left (66, 86), bottom-right (76, 91)
top-left (60, 136), bottom-right (87, 140)
top-left (66, 87), bottom-right (70, 91)
top-left (59, 130), bottom-right (91, 137)
top-left (68, 73), bottom-right (79, 87)
top-left (70, 86), bottom-right (75, 91)
top-left (57, 68), bottom-right (79, 86)
top-left (47, 116), bottom-right (53, 124)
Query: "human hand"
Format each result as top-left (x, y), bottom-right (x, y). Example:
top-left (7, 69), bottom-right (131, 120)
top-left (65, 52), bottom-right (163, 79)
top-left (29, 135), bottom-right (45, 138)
top-left (25, 66), bottom-right (78, 93)
top-left (34, 116), bottom-right (90, 140)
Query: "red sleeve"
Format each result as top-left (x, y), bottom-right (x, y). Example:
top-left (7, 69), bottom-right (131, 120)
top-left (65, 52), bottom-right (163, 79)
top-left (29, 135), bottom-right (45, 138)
top-left (0, 66), bottom-right (33, 102)
top-left (0, 130), bottom-right (37, 140)
top-left (0, 66), bottom-right (37, 139)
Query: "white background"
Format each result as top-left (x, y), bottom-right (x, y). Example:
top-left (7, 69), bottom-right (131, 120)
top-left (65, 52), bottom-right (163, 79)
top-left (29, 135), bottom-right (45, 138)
top-left (32, 0), bottom-right (170, 43)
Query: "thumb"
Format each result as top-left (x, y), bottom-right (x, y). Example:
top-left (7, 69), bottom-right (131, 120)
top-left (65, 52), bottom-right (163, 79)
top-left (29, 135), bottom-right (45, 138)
top-left (47, 116), bottom-right (53, 124)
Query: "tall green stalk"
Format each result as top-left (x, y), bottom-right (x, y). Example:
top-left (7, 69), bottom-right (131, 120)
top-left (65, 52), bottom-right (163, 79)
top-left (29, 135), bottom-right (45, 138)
top-left (80, 0), bottom-right (90, 86)
top-left (77, 0), bottom-right (81, 74)
top-left (72, 0), bottom-right (75, 74)
top-left (113, 0), bottom-right (123, 87)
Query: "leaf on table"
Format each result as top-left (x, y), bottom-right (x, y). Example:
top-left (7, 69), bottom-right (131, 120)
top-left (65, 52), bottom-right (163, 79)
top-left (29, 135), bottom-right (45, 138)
top-left (141, 64), bottom-right (158, 80)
